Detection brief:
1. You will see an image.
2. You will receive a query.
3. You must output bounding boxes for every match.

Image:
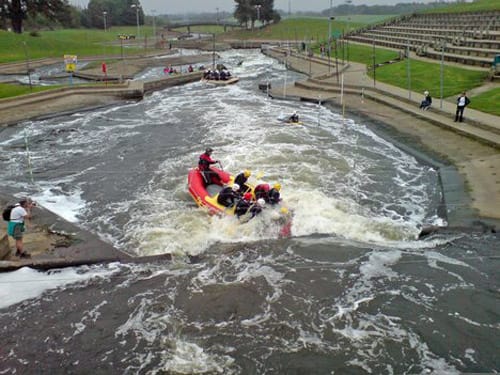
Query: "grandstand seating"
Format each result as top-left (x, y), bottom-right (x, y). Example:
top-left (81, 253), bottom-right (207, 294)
top-left (346, 11), bottom-right (500, 69)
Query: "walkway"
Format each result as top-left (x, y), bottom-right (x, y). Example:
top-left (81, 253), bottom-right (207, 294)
top-left (264, 47), bottom-right (500, 224)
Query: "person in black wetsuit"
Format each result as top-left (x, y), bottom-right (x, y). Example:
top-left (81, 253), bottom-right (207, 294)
top-left (234, 170), bottom-right (251, 193)
top-left (217, 184), bottom-right (240, 208)
top-left (268, 183), bottom-right (281, 205)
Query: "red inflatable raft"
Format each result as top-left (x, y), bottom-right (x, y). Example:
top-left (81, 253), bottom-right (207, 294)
top-left (187, 167), bottom-right (292, 237)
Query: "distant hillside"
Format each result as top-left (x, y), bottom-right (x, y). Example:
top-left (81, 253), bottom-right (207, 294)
top-left (286, 0), bottom-right (499, 17)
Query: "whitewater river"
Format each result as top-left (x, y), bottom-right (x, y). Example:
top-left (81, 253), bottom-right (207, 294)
top-left (0, 50), bottom-right (498, 374)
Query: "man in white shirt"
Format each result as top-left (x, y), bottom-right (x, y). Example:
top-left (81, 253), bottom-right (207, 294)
top-left (7, 198), bottom-right (33, 258)
top-left (455, 91), bottom-right (471, 122)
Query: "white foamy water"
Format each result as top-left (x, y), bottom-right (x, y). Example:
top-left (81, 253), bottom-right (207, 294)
top-left (0, 264), bottom-right (121, 309)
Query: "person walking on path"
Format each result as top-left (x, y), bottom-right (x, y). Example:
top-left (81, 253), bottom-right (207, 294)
top-left (7, 198), bottom-right (34, 258)
top-left (454, 92), bottom-right (471, 122)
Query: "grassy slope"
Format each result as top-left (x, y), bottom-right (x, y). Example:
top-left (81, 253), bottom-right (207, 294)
top-left (0, 82), bottom-right (61, 99)
top-left (0, 27), bottom-right (152, 63)
top-left (422, 0), bottom-right (500, 13)
top-left (224, 18), bottom-right (366, 41)
top-left (469, 87), bottom-right (500, 116)
top-left (369, 59), bottom-right (488, 98)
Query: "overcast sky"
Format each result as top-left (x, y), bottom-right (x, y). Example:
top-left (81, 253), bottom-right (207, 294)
top-left (69, 0), bottom-right (442, 15)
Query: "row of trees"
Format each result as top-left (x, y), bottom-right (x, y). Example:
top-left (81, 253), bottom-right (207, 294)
top-left (0, 0), bottom-right (145, 33)
top-left (82, 0), bottom-right (144, 30)
top-left (234, 0), bottom-right (281, 29)
top-left (0, 0), bottom-right (73, 33)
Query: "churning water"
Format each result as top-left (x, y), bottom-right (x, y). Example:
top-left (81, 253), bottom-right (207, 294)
top-left (0, 50), bottom-right (498, 374)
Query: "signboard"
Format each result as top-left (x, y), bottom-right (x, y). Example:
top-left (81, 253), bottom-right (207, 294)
top-left (64, 54), bottom-right (77, 73)
top-left (331, 30), bottom-right (342, 40)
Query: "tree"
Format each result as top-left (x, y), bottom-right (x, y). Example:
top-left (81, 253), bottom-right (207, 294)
top-left (86, 0), bottom-right (143, 29)
top-left (0, 0), bottom-right (70, 33)
top-left (234, 0), bottom-right (279, 29)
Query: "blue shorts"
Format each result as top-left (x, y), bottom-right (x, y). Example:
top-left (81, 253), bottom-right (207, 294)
top-left (7, 222), bottom-right (25, 240)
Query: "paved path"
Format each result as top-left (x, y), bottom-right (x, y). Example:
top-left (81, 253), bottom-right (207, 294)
top-left (264, 47), bottom-right (500, 224)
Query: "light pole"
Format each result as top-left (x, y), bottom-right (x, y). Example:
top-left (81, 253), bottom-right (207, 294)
top-left (103, 11), bottom-right (107, 32)
top-left (131, 3), bottom-right (140, 38)
top-left (255, 4), bottom-right (262, 28)
top-left (151, 9), bottom-right (156, 44)
top-left (328, 0), bottom-right (333, 73)
top-left (216, 7), bottom-right (219, 25)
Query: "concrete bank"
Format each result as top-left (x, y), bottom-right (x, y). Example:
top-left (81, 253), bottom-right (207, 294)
top-left (0, 72), bottom-right (203, 127)
top-left (262, 47), bottom-right (500, 229)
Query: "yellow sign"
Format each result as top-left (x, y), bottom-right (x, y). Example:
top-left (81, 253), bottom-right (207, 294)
top-left (64, 54), bottom-right (77, 73)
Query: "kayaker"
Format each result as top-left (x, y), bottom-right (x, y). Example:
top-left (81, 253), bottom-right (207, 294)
top-left (268, 183), bottom-right (281, 205)
top-left (289, 111), bottom-right (299, 123)
top-left (254, 183), bottom-right (270, 201)
top-left (198, 147), bottom-right (220, 186)
top-left (217, 184), bottom-right (240, 208)
top-left (234, 170), bottom-right (251, 193)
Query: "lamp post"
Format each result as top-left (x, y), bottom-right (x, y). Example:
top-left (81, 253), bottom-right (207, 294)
top-left (151, 9), bottom-right (156, 44)
top-left (328, 0), bottom-right (333, 73)
top-left (255, 4), bottom-right (262, 28)
top-left (131, 3), bottom-right (140, 38)
top-left (216, 7), bottom-right (219, 25)
top-left (103, 11), bottom-right (107, 32)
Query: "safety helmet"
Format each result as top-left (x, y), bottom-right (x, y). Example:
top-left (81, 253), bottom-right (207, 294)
top-left (205, 147), bottom-right (213, 154)
top-left (243, 192), bottom-right (252, 201)
top-left (424, 91), bottom-right (429, 95)
top-left (257, 198), bottom-right (266, 206)
top-left (273, 183), bottom-right (281, 191)
top-left (244, 169), bottom-right (251, 178)
top-left (232, 183), bottom-right (240, 192)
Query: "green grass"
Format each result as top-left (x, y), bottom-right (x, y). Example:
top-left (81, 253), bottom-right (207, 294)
top-left (422, 0), bottom-right (500, 14)
top-left (311, 41), bottom-right (400, 66)
top-left (331, 15), bottom-right (398, 24)
top-left (171, 25), bottom-right (228, 35)
top-left (0, 27), bottom-right (153, 63)
top-left (469, 87), bottom-right (500, 116)
top-left (368, 59), bottom-right (488, 97)
top-left (224, 18), bottom-right (365, 41)
top-left (0, 82), bottom-right (62, 99)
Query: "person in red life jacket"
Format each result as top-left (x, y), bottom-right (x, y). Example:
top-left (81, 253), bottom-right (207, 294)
top-left (188, 64), bottom-right (194, 73)
top-left (198, 147), bottom-right (221, 186)
top-left (254, 183), bottom-right (270, 201)
top-left (234, 169), bottom-right (251, 193)
top-left (268, 183), bottom-right (281, 205)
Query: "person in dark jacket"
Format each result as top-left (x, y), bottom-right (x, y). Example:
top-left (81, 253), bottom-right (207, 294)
top-left (268, 183), bottom-right (281, 205)
top-left (235, 192), bottom-right (253, 218)
top-left (234, 170), bottom-right (251, 193)
top-left (419, 90), bottom-right (432, 110)
top-left (198, 147), bottom-right (220, 185)
top-left (217, 184), bottom-right (240, 207)
top-left (289, 111), bottom-right (299, 123)
top-left (454, 91), bottom-right (471, 122)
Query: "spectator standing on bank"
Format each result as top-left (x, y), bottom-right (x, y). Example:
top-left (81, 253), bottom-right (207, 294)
top-left (7, 198), bottom-right (34, 258)
top-left (454, 91), bottom-right (471, 122)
